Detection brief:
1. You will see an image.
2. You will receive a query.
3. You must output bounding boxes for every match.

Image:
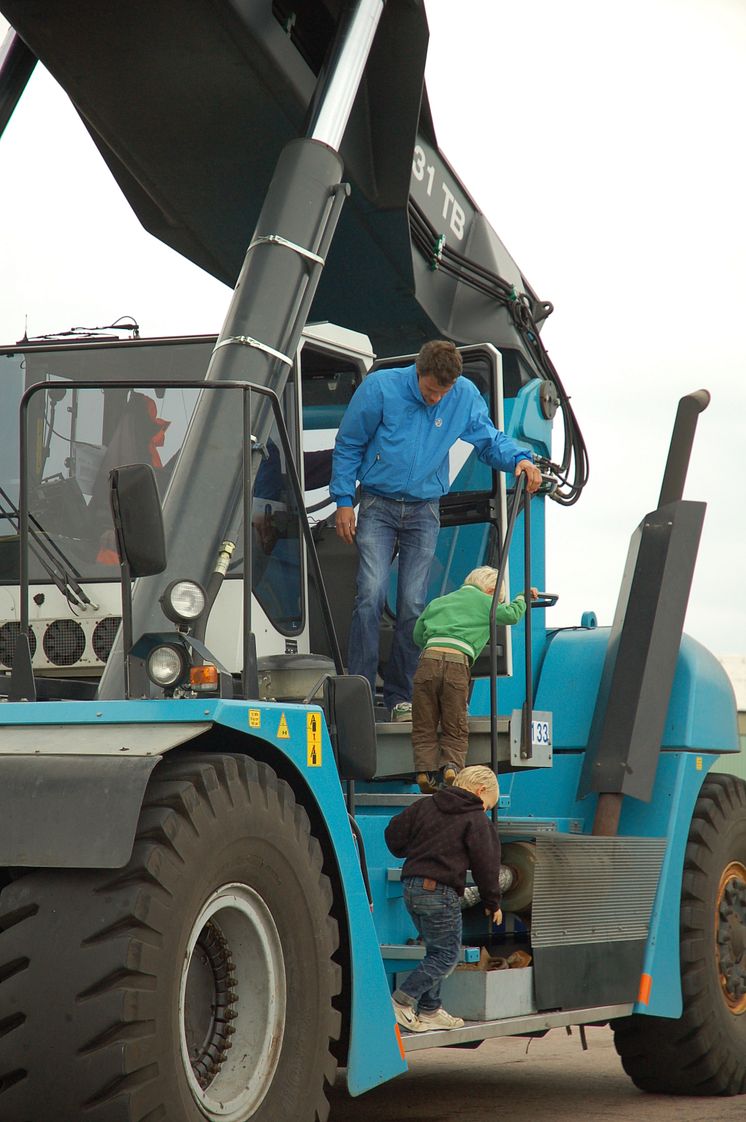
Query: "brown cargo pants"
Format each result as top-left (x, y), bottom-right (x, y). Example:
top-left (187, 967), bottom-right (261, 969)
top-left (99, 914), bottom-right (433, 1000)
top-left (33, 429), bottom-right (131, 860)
top-left (411, 648), bottom-right (471, 773)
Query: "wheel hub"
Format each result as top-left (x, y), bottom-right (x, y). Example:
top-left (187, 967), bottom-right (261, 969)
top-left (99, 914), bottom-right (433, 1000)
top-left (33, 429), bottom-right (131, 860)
top-left (184, 920), bottom-right (237, 1089)
top-left (179, 883), bottom-right (287, 1121)
top-left (716, 863), bottom-right (746, 1014)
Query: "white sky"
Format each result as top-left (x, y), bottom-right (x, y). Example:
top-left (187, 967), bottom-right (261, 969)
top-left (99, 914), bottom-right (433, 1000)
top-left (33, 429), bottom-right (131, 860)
top-left (0, 1), bottom-right (744, 657)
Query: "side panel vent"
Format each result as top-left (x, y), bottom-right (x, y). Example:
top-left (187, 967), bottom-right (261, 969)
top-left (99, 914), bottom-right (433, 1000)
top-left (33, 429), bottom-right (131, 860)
top-left (531, 834), bottom-right (666, 1010)
top-left (0, 617), bottom-right (121, 670)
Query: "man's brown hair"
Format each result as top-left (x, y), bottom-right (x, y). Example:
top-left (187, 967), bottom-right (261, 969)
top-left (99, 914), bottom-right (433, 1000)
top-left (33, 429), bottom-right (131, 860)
top-left (416, 339), bottom-right (462, 387)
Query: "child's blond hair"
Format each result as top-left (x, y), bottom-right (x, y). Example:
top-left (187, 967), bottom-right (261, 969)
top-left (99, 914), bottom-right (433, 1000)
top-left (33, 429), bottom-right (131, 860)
top-left (454, 765), bottom-right (499, 798)
top-left (464, 566), bottom-right (505, 603)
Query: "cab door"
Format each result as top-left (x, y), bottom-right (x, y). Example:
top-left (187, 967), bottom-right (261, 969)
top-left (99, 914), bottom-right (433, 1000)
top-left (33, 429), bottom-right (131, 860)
top-left (367, 343), bottom-right (513, 678)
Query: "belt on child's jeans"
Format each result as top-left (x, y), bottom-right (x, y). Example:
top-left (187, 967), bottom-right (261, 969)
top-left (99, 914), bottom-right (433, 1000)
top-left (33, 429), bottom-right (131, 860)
top-left (421, 649), bottom-right (469, 665)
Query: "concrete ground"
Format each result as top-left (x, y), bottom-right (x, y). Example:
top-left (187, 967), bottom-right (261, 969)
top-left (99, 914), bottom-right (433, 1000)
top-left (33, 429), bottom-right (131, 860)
top-left (328, 1025), bottom-right (746, 1121)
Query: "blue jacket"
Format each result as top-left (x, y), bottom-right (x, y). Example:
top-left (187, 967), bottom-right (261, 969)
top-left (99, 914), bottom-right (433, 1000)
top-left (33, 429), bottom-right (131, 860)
top-left (330, 364), bottom-right (530, 506)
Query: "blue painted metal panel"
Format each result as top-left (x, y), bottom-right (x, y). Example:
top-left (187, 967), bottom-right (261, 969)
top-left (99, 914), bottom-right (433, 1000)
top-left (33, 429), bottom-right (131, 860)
top-left (507, 380), bottom-right (553, 459)
top-left (665, 636), bottom-right (740, 752)
top-left (504, 751), bottom-right (594, 828)
top-left (530, 627), bottom-right (608, 748)
top-left (622, 753), bottom-right (713, 1018)
top-left (357, 801), bottom-right (422, 956)
top-left (513, 627), bottom-right (740, 754)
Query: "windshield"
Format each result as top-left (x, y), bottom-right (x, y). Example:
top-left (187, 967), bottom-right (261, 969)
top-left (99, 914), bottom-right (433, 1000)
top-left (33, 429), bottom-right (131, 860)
top-left (5, 336), bottom-right (367, 649)
top-left (0, 338), bottom-right (213, 585)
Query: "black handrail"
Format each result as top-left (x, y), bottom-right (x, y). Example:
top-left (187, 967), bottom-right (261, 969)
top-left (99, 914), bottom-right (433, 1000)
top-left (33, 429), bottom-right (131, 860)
top-left (520, 484), bottom-right (533, 763)
top-left (488, 473), bottom-right (527, 796)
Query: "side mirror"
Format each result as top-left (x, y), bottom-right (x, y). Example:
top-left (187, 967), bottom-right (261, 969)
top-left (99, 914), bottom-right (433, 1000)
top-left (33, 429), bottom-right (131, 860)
top-left (109, 464), bottom-right (166, 577)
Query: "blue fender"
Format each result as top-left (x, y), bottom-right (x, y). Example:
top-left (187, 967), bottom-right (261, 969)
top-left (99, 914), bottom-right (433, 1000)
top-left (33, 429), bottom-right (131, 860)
top-left (0, 695), bottom-right (407, 1095)
top-left (531, 625), bottom-right (740, 1018)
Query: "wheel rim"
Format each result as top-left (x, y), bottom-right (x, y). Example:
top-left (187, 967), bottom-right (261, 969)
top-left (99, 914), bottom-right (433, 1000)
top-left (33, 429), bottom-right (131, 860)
top-left (179, 882), bottom-right (287, 1120)
top-left (715, 862), bottom-right (746, 1015)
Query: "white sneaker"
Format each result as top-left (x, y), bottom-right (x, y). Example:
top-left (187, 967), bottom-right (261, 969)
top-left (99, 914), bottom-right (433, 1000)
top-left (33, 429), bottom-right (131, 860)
top-left (392, 998), bottom-right (428, 1032)
top-left (417, 1006), bottom-right (465, 1030)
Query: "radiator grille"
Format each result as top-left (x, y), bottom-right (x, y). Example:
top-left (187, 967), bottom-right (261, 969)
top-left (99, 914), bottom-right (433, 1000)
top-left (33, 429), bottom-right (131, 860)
top-left (531, 835), bottom-right (666, 947)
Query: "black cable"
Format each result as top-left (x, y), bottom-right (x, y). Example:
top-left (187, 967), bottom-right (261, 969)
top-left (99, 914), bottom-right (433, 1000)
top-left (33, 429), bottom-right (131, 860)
top-left (408, 198), bottom-right (589, 505)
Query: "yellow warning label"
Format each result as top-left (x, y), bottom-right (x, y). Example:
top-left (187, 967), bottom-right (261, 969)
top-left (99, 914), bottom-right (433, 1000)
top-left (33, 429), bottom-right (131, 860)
top-left (696, 756), bottom-right (703, 771)
top-left (307, 711), bottom-right (322, 767)
top-left (277, 713), bottom-right (290, 739)
top-left (248, 709), bottom-right (261, 729)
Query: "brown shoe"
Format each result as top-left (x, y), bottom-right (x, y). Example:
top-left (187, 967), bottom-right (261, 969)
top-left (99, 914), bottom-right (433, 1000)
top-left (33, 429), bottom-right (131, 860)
top-left (442, 765), bottom-right (458, 786)
top-left (416, 772), bottom-right (438, 794)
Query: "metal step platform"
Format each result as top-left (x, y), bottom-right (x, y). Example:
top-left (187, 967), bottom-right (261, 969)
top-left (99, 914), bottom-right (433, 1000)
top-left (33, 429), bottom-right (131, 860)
top-left (400, 1002), bottom-right (633, 1051)
top-left (372, 716), bottom-right (511, 778)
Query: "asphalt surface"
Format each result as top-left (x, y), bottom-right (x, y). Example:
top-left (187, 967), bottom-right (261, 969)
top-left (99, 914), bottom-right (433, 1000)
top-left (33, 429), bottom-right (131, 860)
top-left (328, 1026), bottom-right (746, 1121)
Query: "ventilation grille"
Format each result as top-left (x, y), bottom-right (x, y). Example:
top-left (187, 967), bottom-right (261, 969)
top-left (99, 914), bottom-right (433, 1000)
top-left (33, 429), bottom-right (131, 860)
top-left (0, 622), bottom-right (37, 667)
top-left (0, 617), bottom-right (121, 670)
top-left (531, 835), bottom-right (666, 948)
top-left (92, 617), bottom-right (121, 662)
top-left (42, 620), bottom-right (86, 666)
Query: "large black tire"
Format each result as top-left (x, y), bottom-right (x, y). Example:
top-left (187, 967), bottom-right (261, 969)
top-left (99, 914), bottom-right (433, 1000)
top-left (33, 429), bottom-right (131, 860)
top-left (0, 753), bottom-right (341, 1122)
top-left (613, 772), bottom-right (746, 1095)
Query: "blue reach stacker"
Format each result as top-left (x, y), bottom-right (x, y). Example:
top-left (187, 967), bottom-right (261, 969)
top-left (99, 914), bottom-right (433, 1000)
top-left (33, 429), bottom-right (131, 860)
top-left (0, 3), bottom-right (742, 1119)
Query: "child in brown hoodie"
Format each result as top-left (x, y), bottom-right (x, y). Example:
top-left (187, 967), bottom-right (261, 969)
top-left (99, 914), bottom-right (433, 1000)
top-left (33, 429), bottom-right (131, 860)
top-left (384, 765), bottom-right (502, 1032)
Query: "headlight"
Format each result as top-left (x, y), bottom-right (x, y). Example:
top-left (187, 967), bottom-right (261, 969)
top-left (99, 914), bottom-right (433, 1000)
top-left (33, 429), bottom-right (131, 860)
top-left (146, 643), bottom-right (188, 687)
top-left (160, 579), bottom-right (206, 624)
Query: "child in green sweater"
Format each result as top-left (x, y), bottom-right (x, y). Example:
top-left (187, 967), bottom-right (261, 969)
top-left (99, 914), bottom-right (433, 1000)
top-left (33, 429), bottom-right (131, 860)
top-left (412, 566), bottom-right (536, 793)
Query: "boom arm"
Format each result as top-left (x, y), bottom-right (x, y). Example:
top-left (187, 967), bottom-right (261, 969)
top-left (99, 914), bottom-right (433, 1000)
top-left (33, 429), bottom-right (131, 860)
top-left (1, 4), bottom-right (536, 350)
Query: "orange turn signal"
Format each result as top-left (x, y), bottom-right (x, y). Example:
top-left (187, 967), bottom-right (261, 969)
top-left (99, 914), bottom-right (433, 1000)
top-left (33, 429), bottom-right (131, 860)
top-left (189, 664), bottom-right (219, 691)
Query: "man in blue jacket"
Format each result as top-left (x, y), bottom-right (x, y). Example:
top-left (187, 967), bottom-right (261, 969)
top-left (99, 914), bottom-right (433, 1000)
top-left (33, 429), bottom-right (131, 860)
top-left (330, 339), bottom-right (541, 718)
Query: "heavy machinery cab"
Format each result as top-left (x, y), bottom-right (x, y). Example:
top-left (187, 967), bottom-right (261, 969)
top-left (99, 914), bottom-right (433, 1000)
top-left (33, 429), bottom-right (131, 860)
top-left (0, 327), bottom-right (543, 696)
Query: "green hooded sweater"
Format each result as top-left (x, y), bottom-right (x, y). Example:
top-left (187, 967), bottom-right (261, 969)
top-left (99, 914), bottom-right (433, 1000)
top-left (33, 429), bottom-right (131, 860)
top-left (413, 583), bottom-right (526, 663)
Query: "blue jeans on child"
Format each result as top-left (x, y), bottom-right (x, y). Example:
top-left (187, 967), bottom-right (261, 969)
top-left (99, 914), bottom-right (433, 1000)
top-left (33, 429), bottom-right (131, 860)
top-left (348, 492), bottom-right (440, 710)
top-left (393, 876), bottom-right (462, 1014)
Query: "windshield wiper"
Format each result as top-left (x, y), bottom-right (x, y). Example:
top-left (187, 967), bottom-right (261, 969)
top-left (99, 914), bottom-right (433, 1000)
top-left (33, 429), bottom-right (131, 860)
top-left (0, 487), bottom-right (97, 610)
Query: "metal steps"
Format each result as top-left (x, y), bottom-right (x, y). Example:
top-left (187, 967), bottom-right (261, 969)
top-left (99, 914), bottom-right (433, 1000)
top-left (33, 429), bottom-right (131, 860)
top-left (372, 716), bottom-right (511, 778)
top-left (401, 1002), bottom-right (633, 1051)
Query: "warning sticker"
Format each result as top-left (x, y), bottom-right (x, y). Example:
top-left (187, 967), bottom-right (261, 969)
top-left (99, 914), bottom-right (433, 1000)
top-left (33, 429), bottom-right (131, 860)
top-left (277, 713), bottom-right (290, 739)
top-left (248, 709), bottom-right (261, 729)
top-left (307, 712), bottom-right (322, 767)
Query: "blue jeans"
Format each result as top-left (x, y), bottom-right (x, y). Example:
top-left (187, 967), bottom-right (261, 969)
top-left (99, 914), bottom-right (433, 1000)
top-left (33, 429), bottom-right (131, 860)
top-left (393, 877), bottom-right (462, 1014)
top-left (348, 492), bottom-right (440, 710)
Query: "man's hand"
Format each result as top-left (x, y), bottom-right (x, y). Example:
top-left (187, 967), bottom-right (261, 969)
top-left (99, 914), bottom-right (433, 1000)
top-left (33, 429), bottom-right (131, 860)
top-left (335, 506), bottom-right (356, 545)
top-left (515, 458), bottom-right (542, 494)
top-left (487, 907), bottom-right (503, 925)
